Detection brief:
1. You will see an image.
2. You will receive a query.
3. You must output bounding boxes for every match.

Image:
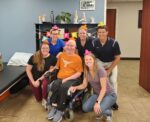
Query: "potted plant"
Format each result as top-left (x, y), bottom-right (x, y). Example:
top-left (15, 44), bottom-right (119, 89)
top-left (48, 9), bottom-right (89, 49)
top-left (55, 12), bottom-right (71, 24)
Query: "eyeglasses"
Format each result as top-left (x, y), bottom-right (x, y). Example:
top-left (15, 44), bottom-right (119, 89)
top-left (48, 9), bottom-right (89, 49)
top-left (66, 44), bottom-right (75, 47)
top-left (52, 33), bottom-right (58, 35)
top-left (41, 47), bottom-right (49, 50)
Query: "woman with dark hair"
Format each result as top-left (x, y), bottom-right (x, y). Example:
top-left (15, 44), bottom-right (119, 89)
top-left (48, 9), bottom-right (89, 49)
top-left (26, 42), bottom-right (57, 107)
top-left (69, 50), bottom-right (116, 122)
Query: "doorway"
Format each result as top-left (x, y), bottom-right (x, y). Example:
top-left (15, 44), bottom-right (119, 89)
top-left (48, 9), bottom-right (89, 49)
top-left (106, 9), bottom-right (116, 39)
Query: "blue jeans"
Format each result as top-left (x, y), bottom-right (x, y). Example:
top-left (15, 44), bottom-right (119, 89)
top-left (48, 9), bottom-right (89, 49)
top-left (82, 93), bottom-right (117, 116)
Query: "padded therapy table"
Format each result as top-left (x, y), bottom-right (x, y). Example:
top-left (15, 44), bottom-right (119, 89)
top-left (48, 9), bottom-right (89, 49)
top-left (0, 63), bottom-right (26, 97)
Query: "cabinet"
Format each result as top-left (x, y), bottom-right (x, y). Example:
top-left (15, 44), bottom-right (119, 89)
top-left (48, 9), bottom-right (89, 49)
top-left (35, 22), bottom-right (98, 51)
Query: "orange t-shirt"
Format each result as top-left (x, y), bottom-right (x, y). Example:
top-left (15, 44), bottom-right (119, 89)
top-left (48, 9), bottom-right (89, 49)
top-left (56, 52), bottom-right (83, 79)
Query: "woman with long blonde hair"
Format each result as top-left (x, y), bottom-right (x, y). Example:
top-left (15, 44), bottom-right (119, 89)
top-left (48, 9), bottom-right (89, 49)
top-left (69, 50), bottom-right (116, 122)
top-left (26, 42), bottom-right (57, 107)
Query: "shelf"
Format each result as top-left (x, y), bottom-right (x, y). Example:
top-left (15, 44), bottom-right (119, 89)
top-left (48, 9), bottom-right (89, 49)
top-left (35, 23), bottom-right (98, 50)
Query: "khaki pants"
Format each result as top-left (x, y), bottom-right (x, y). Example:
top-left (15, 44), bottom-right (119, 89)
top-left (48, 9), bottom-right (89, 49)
top-left (96, 59), bottom-right (118, 94)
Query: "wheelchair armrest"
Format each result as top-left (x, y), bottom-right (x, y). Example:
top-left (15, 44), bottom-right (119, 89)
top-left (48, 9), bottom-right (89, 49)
top-left (45, 69), bottom-right (59, 83)
top-left (44, 71), bottom-right (51, 78)
top-left (44, 69), bottom-right (59, 78)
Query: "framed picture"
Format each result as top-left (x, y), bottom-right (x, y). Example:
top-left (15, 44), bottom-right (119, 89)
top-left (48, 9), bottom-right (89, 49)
top-left (80, 0), bottom-right (95, 10)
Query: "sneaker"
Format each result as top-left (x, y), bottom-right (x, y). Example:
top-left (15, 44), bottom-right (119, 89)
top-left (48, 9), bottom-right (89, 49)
top-left (42, 99), bottom-right (47, 109)
top-left (111, 103), bottom-right (119, 110)
top-left (106, 116), bottom-right (112, 122)
top-left (48, 107), bottom-right (57, 120)
top-left (53, 110), bottom-right (63, 122)
top-left (95, 114), bottom-right (103, 120)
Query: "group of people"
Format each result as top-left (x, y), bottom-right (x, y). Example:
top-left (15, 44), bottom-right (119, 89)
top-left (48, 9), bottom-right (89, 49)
top-left (26, 24), bottom-right (121, 122)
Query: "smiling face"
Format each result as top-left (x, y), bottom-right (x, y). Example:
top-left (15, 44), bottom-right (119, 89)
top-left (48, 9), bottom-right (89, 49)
top-left (51, 30), bottom-right (59, 41)
top-left (97, 28), bottom-right (108, 41)
top-left (78, 29), bottom-right (87, 41)
top-left (84, 55), bottom-right (94, 68)
top-left (40, 43), bottom-right (50, 57)
top-left (65, 40), bottom-right (76, 54)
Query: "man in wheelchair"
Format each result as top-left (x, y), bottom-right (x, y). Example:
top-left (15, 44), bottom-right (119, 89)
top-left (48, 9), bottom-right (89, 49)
top-left (47, 40), bottom-right (83, 122)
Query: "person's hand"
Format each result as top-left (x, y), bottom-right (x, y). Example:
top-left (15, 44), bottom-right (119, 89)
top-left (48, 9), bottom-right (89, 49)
top-left (33, 80), bottom-right (40, 87)
top-left (69, 86), bottom-right (77, 93)
top-left (94, 103), bottom-right (101, 115)
top-left (106, 68), bottom-right (111, 76)
top-left (62, 79), bottom-right (67, 83)
top-left (39, 75), bottom-right (45, 81)
top-left (49, 68), bottom-right (55, 72)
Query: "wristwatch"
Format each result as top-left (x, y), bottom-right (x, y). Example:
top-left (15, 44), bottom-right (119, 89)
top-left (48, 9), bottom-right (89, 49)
top-left (96, 100), bottom-right (101, 104)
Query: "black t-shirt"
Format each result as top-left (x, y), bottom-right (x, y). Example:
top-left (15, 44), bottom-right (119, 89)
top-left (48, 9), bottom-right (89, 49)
top-left (27, 55), bottom-right (57, 80)
top-left (76, 37), bottom-right (94, 58)
top-left (93, 37), bottom-right (121, 62)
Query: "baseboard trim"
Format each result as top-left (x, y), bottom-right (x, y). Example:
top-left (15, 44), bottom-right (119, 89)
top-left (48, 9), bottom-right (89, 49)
top-left (121, 57), bottom-right (140, 60)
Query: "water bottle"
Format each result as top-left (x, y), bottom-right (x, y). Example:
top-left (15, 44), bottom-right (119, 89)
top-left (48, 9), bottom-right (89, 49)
top-left (50, 10), bottom-right (54, 23)
top-left (0, 52), bottom-right (3, 71)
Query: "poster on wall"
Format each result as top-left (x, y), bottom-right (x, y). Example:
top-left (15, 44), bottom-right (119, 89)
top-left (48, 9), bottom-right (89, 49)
top-left (80, 0), bottom-right (95, 10)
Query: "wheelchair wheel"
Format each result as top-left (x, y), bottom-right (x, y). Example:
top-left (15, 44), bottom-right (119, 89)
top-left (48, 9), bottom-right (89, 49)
top-left (64, 109), bottom-right (74, 122)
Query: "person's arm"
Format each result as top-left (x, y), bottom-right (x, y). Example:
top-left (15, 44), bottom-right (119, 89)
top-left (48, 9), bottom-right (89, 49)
top-left (96, 77), bottom-right (107, 103)
top-left (106, 40), bottom-right (121, 75)
top-left (69, 77), bottom-right (88, 92)
top-left (94, 77), bottom-right (107, 115)
top-left (62, 72), bottom-right (82, 83)
top-left (26, 64), bottom-right (34, 84)
top-left (106, 55), bottom-right (120, 76)
top-left (76, 77), bottom-right (88, 90)
top-left (26, 64), bottom-right (40, 87)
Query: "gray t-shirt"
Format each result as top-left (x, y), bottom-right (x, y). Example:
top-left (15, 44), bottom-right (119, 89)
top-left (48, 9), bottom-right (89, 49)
top-left (87, 67), bottom-right (115, 95)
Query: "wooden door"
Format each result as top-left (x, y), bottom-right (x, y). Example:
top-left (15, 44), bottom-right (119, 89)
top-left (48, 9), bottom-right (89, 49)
top-left (139, 0), bottom-right (150, 92)
top-left (106, 9), bottom-right (116, 39)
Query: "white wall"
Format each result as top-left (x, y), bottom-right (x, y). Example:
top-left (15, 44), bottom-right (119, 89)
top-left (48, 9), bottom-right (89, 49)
top-left (0, 0), bottom-right (105, 62)
top-left (107, 1), bottom-right (142, 58)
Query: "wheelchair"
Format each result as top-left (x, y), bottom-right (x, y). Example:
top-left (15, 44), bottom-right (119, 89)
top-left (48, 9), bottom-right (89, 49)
top-left (45, 69), bottom-right (91, 122)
